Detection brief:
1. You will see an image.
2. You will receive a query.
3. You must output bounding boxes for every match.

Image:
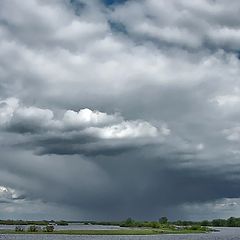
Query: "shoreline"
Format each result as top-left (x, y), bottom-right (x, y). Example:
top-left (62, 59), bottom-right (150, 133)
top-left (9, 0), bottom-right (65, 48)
top-left (0, 229), bottom-right (210, 235)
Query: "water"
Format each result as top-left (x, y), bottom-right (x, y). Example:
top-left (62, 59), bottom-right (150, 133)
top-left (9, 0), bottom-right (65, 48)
top-left (0, 225), bottom-right (240, 240)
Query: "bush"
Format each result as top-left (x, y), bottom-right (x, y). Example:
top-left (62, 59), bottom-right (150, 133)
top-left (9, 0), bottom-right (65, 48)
top-left (150, 222), bottom-right (160, 228)
top-left (187, 225), bottom-right (207, 231)
top-left (28, 225), bottom-right (41, 232)
top-left (15, 226), bottom-right (25, 232)
top-left (56, 220), bottom-right (68, 226)
top-left (188, 225), bottom-right (200, 230)
top-left (120, 218), bottom-right (135, 227)
top-left (44, 225), bottom-right (54, 232)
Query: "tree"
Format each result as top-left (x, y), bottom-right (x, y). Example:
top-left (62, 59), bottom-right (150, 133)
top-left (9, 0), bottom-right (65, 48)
top-left (159, 217), bottom-right (168, 224)
top-left (125, 217), bottom-right (134, 226)
top-left (44, 225), bottom-right (54, 232)
top-left (227, 217), bottom-right (236, 227)
top-left (201, 220), bottom-right (210, 226)
top-left (28, 225), bottom-right (41, 232)
top-left (15, 226), bottom-right (25, 232)
top-left (212, 219), bottom-right (226, 227)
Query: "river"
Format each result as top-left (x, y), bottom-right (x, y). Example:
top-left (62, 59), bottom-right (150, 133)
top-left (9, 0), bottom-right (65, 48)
top-left (0, 225), bottom-right (240, 240)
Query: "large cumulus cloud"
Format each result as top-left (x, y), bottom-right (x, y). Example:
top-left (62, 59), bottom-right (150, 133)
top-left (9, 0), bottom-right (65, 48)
top-left (1, 0), bottom-right (240, 220)
top-left (0, 98), bottom-right (169, 156)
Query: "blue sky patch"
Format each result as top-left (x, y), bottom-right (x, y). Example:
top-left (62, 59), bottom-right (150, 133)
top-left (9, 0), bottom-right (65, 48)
top-left (102, 0), bottom-right (128, 6)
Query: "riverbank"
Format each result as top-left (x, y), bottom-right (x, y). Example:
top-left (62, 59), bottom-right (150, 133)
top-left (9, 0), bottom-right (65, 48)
top-left (0, 228), bottom-right (210, 235)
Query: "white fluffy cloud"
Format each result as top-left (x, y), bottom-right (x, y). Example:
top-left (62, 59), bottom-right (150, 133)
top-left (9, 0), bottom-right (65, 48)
top-left (85, 120), bottom-right (160, 139)
top-left (0, 98), bottom-right (56, 132)
top-left (0, 0), bottom-right (239, 111)
top-left (111, 0), bottom-right (240, 50)
top-left (63, 108), bottom-right (122, 128)
top-left (0, 98), bottom-right (168, 156)
top-left (0, 98), bottom-right (19, 124)
top-left (0, 97), bottom-right (162, 137)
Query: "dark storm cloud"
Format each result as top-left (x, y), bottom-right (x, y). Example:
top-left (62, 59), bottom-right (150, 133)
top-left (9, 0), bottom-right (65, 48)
top-left (1, 0), bottom-right (240, 220)
top-left (1, 146), bottom-right (239, 220)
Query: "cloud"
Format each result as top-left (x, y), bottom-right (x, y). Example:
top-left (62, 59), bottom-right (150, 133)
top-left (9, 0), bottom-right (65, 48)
top-left (223, 127), bottom-right (240, 141)
top-left (0, 98), bottom-right (19, 124)
top-left (63, 108), bottom-right (122, 128)
top-left (110, 0), bottom-right (240, 51)
top-left (0, 186), bottom-right (25, 203)
top-left (211, 95), bottom-right (240, 106)
top-left (85, 120), bottom-right (160, 139)
top-left (1, 0), bottom-right (240, 220)
top-left (181, 198), bottom-right (240, 220)
top-left (0, 98), bottom-right (167, 156)
top-left (0, 98), bottom-right (57, 133)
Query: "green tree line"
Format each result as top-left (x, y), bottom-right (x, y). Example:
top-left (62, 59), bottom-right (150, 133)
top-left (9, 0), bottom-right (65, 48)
top-left (173, 217), bottom-right (240, 227)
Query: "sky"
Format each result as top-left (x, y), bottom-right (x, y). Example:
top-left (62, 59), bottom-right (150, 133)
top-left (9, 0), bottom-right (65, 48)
top-left (1, 0), bottom-right (240, 221)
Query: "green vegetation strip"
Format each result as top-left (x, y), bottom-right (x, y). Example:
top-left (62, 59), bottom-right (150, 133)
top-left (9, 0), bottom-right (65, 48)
top-left (0, 229), bottom-right (208, 235)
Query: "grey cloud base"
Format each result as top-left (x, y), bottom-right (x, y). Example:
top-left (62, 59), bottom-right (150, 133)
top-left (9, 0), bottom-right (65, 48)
top-left (1, 0), bottom-right (240, 220)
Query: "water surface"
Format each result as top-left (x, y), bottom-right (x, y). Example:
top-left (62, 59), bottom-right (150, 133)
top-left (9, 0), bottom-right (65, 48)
top-left (0, 226), bottom-right (239, 240)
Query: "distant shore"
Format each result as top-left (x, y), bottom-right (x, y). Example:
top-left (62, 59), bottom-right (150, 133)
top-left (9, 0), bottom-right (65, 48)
top-left (0, 218), bottom-right (214, 235)
top-left (0, 227), bottom-right (210, 235)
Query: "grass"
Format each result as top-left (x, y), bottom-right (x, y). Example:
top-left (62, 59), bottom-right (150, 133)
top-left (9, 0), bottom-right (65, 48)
top-left (0, 228), bottom-right (209, 235)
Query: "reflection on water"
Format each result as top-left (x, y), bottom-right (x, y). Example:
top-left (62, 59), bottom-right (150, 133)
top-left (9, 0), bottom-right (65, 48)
top-left (0, 225), bottom-right (240, 240)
